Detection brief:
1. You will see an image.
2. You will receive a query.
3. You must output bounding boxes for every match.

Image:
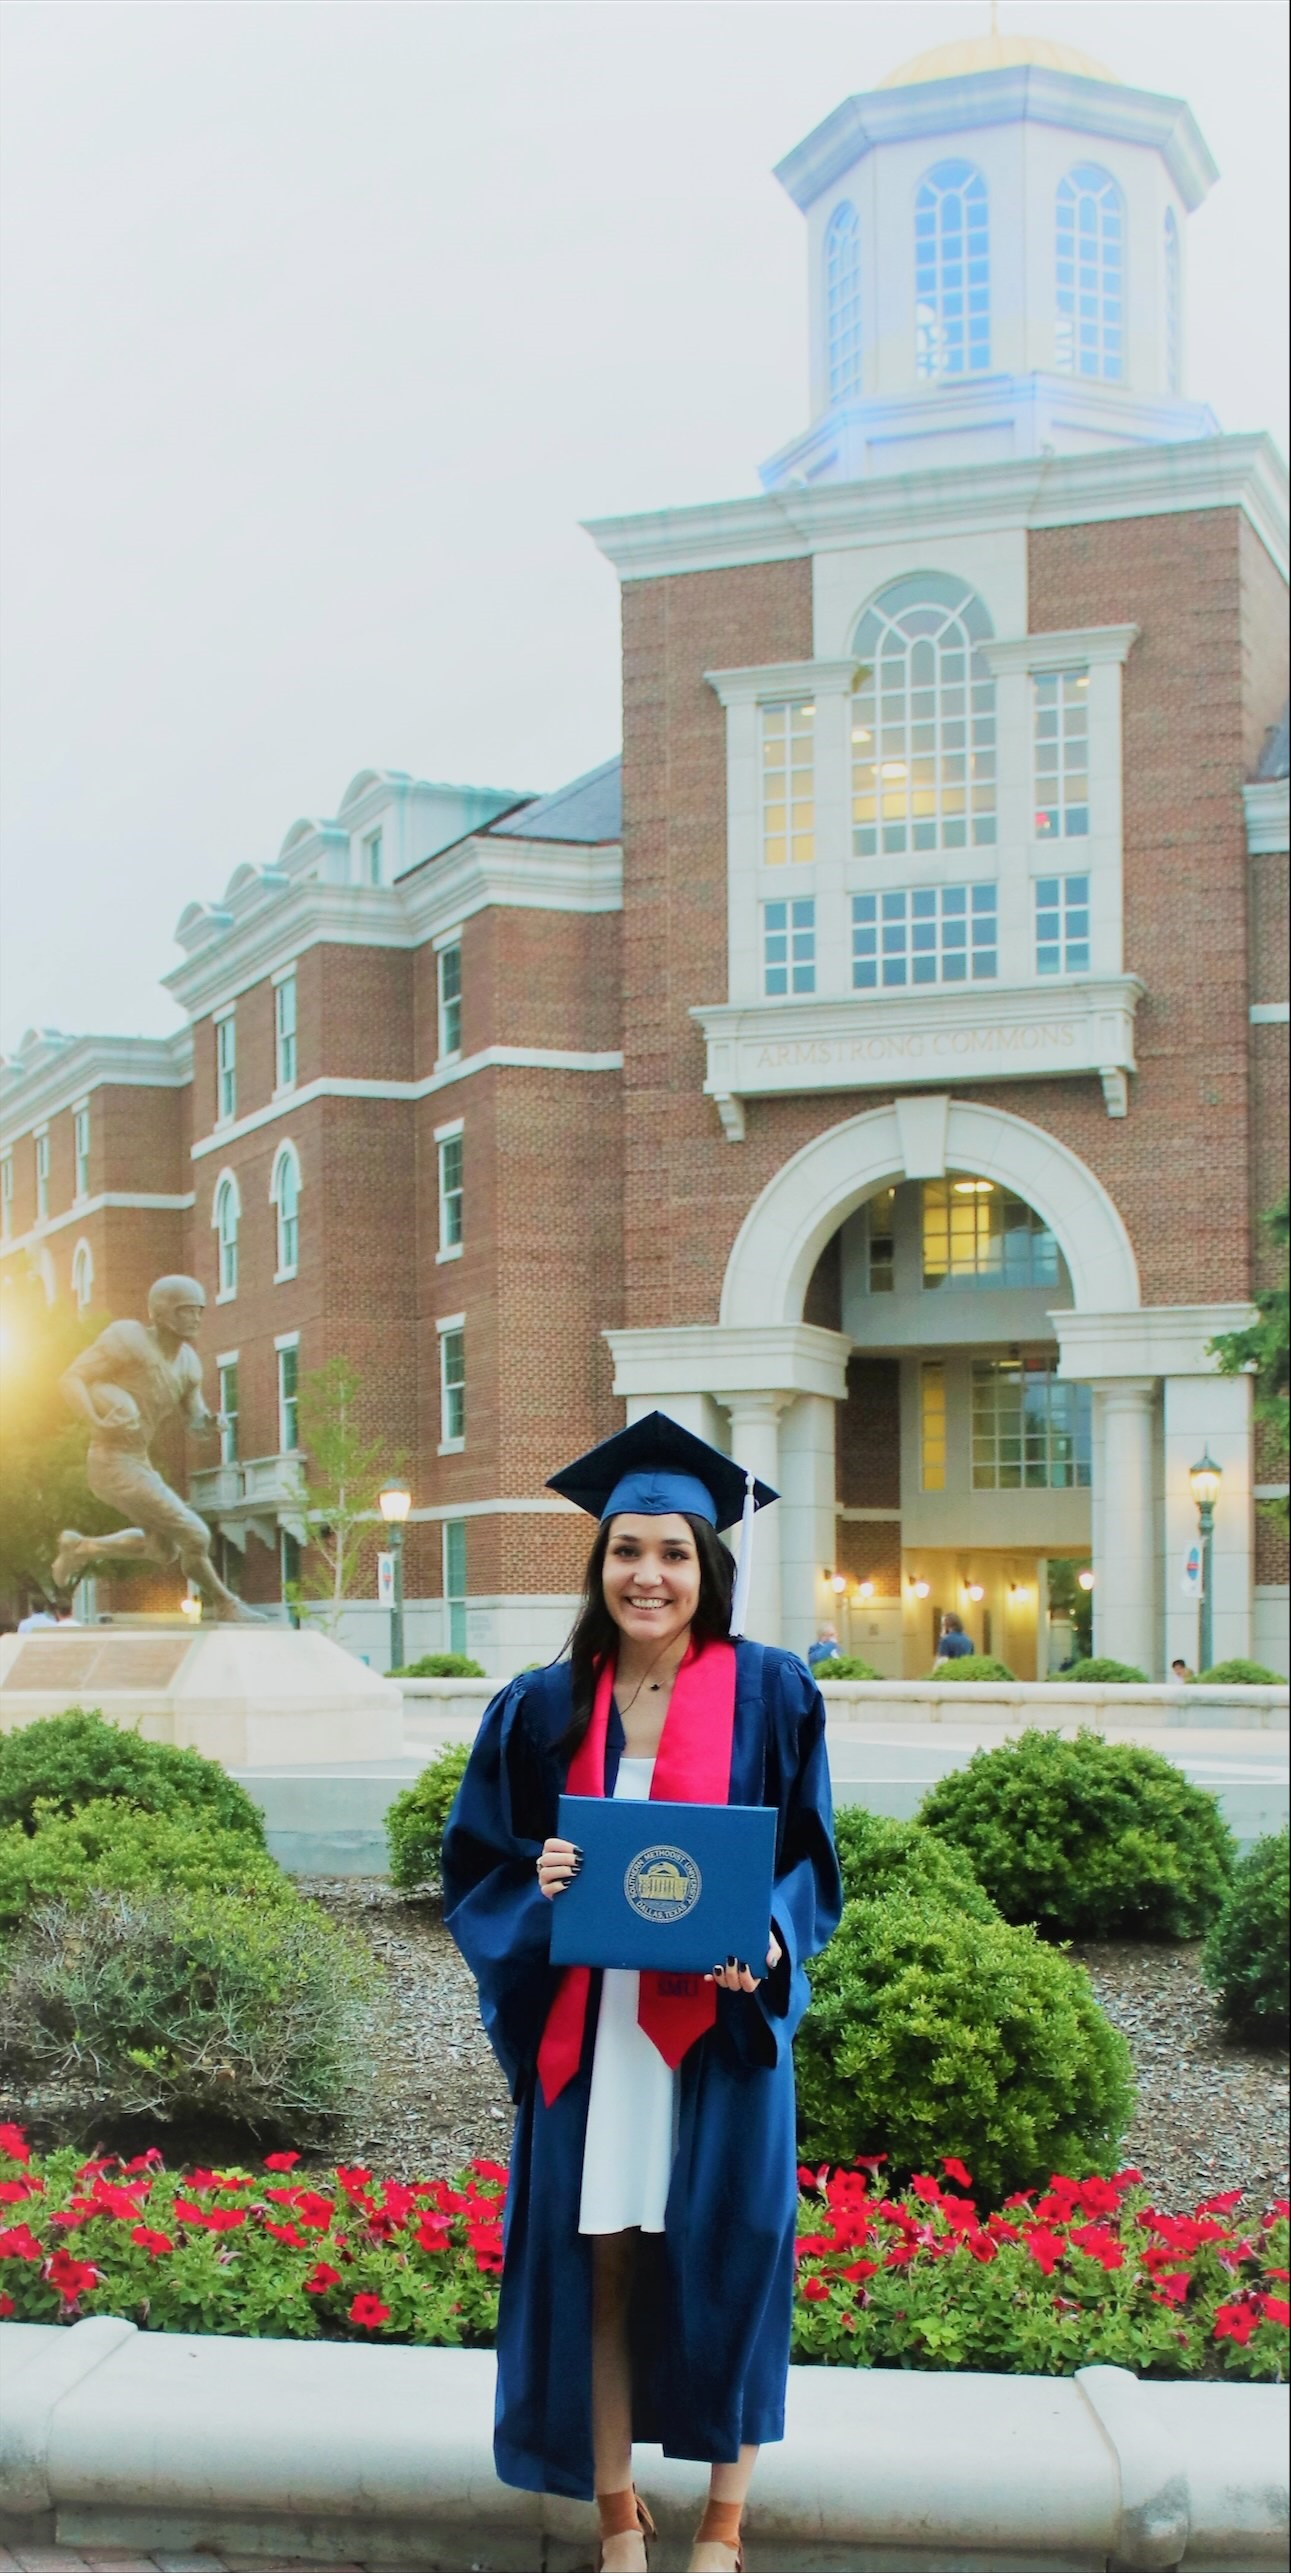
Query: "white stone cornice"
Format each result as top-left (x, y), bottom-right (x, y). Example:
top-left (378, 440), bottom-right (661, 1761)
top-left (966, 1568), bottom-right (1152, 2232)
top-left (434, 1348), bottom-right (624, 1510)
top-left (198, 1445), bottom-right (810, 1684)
top-left (0, 1192), bottom-right (196, 1260)
top-left (605, 1322), bottom-right (852, 1405)
top-left (704, 660), bottom-right (860, 707)
top-left (396, 838), bottom-right (621, 942)
top-left (585, 435), bottom-right (1288, 585)
top-left (1244, 777), bottom-right (1290, 856)
top-left (0, 1032), bottom-right (192, 1148)
top-left (188, 1051), bottom-right (623, 1162)
top-left (1251, 1002), bottom-right (1290, 1026)
top-left (983, 626), bottom-right (1139, 676)
top-left (1054, 1304), bottom-right (1258, 1380)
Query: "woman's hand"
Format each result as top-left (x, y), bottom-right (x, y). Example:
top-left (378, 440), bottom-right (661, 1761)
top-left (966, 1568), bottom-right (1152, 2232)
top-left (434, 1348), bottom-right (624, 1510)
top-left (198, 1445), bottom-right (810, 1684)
top-left (704, 1929), bottom-right (783, 1992)
top-left (535, 1835), bottom-right (581, 1899)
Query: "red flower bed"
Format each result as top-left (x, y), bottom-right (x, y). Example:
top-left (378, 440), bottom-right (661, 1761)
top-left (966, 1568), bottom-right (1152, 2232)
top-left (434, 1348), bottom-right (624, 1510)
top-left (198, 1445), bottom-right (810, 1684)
top-left (0, 2124), bottom-right (1284, 2381)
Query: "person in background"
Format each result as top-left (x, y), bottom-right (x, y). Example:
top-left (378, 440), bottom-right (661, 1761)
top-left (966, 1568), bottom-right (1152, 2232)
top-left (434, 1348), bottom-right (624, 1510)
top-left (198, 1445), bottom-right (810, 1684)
top-left (933, 1612), bottom-right (975, 1667)
top-left (17, 1599), bottom-right (61, 1631)
top-left (806, 1624), bottom-right (839, 1670)
top-left (1170, 1657), bottom-right (1196, 1684)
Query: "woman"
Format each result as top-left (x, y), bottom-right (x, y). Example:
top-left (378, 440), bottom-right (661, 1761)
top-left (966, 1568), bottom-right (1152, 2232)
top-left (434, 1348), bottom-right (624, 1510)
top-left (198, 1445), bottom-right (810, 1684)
top-left (442, 1413), bottom-right (842, 2573)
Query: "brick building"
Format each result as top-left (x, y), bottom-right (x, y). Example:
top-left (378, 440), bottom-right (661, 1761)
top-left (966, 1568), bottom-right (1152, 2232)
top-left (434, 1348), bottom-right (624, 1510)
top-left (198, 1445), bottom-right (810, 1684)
top-left (2, 30), bottom-right (1288, 1677)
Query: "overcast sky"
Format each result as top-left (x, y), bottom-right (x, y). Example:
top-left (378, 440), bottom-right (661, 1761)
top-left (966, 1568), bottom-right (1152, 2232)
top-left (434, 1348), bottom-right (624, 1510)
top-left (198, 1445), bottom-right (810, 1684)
top-left (1, 0), bottom-right (1286, 1052)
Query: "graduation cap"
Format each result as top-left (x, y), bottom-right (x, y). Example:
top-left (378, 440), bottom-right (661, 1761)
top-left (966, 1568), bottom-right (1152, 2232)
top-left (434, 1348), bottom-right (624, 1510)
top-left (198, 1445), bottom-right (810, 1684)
top-left (547, 1411), bottom-right (777, 1638)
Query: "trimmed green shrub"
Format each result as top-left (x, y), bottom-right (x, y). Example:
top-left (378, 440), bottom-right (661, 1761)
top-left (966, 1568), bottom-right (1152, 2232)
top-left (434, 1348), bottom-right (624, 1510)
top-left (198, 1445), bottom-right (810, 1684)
top-left (1064, 1657), bottom-right (1150, 1685)
top-left (831, 1808), bottom-right (999, 1922)
top-left (385, 1743), bottom-right (472, 1890)
top-left (796, 1892), bottom-right (1134, 2201)
top-left (0, 1709), bottom-right (266, 1845)
top-left (920, 1727), bottom-right (1235, 1939)
top-left (927, 1654), bottom-right (1016, 1683)
top-left (388, 1654), bottom-right (486, 1679)
top-left (0, 1888), bottom-right (380, 2135)
top-left (0, 1802), bottom-right (293, 1935)
top-left (1197, 1659), bottom-right (1285, 1687)
top-left (1203, 1828), bottom-right (1290, 2041)
top-left (814, 1656), bottom-right (881, 1681)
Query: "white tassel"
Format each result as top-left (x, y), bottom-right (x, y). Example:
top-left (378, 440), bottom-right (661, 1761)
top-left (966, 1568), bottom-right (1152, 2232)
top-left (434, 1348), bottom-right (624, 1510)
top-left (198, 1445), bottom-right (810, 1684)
top-left (729, 1471), bottom-right (756, 1637)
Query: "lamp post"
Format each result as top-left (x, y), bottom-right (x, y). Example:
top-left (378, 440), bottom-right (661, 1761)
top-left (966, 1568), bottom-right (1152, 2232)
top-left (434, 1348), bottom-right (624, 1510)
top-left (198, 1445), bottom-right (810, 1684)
top-left (378, 1480), bottom-right (412, 1673)
top-left (1188, 1449), bottom-right (1222, 1676)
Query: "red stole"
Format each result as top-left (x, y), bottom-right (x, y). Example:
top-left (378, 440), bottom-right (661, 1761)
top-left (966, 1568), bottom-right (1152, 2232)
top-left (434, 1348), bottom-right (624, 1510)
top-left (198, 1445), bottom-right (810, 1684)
top-left (536, 1636), bottom-right (736, 2108)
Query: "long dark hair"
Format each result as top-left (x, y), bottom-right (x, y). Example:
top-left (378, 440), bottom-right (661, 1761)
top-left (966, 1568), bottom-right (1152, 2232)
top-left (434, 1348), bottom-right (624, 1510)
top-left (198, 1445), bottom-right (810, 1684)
top-left (557, 1514), bottom-right (736, 1759)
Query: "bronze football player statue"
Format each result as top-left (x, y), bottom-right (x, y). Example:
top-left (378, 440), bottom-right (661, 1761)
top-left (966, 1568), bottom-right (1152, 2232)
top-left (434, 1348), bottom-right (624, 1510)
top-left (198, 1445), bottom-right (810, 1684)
top-left (52, 1274), bottom-right (263, 1622)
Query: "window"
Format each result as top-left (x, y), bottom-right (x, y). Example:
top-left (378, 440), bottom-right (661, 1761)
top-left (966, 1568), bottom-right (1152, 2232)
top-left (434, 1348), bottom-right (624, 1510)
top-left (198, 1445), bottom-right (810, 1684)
top-left (274, 972), bottom-right (298, 1091)
top-left (437, 942), bottom-right (463, 1059)
top-left (216, 1013), bottom-right (237, 1123)
top-left (764, 898), bottom-right (816, 996)
top-left (216, 1533), bottom-right (243, 1598)
top-left (280, 1530), bottom-right (300, 1601)
top-left (213, 1173), bottom-right (240, 1299)
top-left (922, 1178), bottom-right (1061, 1291)
top-left (71, 1239), bottom-right (94, 1313)
top-left (444, 1519), bottom-right (468, 1655)
top-left (0, 1155), bottom-right (12, 1241)
top-left (920, 1361), bottom-right (947, 1492)
top-left (851, 574), bottom-right (996, 856)
top-left (826, 201), bottom-right (862, 400)
top-left (971, 1355), bottom-right (1091, 1489)
top-left (73, 1106), bottom-right (91, 1201)
top-left (362, 830), bottom-right (383, 887)
top-left (1056, 164), bottom-right (1124, 381)
top-left (915, 160), bottom-right (990, 378)
top-left (271, 1143), bottom-right (301, 1278)
top-left (1033, 670), bottom-right (1090, 838)
top-left (217, 1358), bottom-right (239, 1465)
top-left (277, 1340), bottom-right (300, 1452)
top-left (853, 885), bottom-right (997, 989)
top-left (761, 702), bottom-right (815, 866)
top-left (1164, 208), bottom-right (1181, 395)
top-left (868, 1187), bottom-right (895, 1293)
top-left (439, 1323), bottom-right (466, 1447)
top-left (35, 1132), bottom-right (50, 1222)
top-left (438, 1132), bottom-right (464, 1254)
top-left (1035, 874), bottom-right (1091, 977)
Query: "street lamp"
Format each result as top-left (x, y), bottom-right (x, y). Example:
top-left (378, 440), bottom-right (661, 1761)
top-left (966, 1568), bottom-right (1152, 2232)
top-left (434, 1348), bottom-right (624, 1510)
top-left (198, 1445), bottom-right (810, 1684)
top-left (379, 1481), bottom-right (412, 1672)
top-left (1189, 1450), bottom-right (1222, 1675)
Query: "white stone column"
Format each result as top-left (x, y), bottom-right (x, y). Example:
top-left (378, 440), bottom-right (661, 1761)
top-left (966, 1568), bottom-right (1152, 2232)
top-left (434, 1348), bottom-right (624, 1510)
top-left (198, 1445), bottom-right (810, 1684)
top-left (723, 1392), bottom-right (792, 1645)
top-left (1091, 1378), bottom-right (1157, 1674)
top-left (776, 1391), bottom-right (839, 1657)
top-left (1162, 1370), bottom-right (1253, 1672)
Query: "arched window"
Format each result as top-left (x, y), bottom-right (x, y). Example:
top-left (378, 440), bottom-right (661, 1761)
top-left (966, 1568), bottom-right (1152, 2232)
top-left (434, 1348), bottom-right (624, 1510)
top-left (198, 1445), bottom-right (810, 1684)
top-left (1056, 165), bottom-right (1124, 380)
top-left (71, 1239), bottom-right (94, 1313)
top-left (212, 1171), bottom-right (240, 1300)
top-left (1164, 207), bottom-right (1181, 395)
top-left (825, 201), bottom-right (862, 401)
top-left (915, 161), bottom-right (990, 379)
top-left (851, 574), bottom-right (997, 857)
top-left (271, 1142), bottom-right (301, 1279)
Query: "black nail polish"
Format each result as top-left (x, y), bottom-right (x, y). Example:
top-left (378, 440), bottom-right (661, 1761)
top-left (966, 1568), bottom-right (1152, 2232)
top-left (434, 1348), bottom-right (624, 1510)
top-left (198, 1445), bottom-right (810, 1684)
top-left (726, 1954), bottom-right (736, 1965)
top-left (571, 1845), bottom-right (584, 1857)
top-left (570, 1859), bottom-right (582, 1874)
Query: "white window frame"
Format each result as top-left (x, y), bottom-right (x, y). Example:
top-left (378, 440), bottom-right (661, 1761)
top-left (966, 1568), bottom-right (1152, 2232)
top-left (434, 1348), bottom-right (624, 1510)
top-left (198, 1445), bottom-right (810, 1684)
top-left (852, 883), bottom-right (998, 990)
top-left (34, 1128), bottom-right (50, 1224)
top-left (270, 1140), bottom-right (302, 1282)
top-left (436, 1119), bottom-right (464, 1261)
top-left (73, 1101), bottom-right (91, 1204)
top-left (216, 1351), bottom-right (240, 1466)
top-left (362, 829), bottom-right (383, 887)
top-left (1055, 163), bottom-right (1125, 384)
top-left (212, 1168), bottom-right (241, 1302)
top-left (763, 897), bottom-right (816, 997)
top-left (273, 966), bottom-right (298, 1095)
top-left (437, 1313), bottom-right (465, 1453)
top-left (0, 1153), bottom-right (12, 1242)
top-left (825, 200), bottom-right (862, 402)
top-left (71, 1237), bottom-right (94, 1313)
top-left (436, 935), bottom-right (463, 1064)
top-left (275, 1331), bottom-right (301, 1455)
top-left (443, 1518), bottom-right (468, 1655)
top-left (1034, 872), bottom-right (1092, 978)
top-left (915, 159), bottom-right (991, 380)
top-left (1032, 668), bottom-right (1090, 841)
top-left (215, 1007), bottom-right (237, 1125)
top-left (760, 699), bottom-right (816, 869)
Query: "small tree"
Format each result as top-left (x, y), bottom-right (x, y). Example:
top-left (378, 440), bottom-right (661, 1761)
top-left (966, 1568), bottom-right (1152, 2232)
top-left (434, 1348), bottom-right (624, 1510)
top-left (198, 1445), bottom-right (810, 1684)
top-left (0, 1264), bottom-right (115, 1604)
top-left (1209, 1194), bottom-right (1289, 1531)
top-left (288, 1358), bottom-right (402, 1635)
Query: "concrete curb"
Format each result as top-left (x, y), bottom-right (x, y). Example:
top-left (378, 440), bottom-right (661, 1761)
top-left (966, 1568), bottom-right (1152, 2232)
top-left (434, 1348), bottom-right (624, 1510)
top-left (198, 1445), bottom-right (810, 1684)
top-left (0, 2324), bottom-right (1286, 2570)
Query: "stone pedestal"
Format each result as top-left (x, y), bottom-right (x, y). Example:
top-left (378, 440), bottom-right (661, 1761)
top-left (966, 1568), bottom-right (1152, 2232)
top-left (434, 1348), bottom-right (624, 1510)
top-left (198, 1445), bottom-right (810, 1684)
top-left (0, 1624), bottom-right (403, 1770)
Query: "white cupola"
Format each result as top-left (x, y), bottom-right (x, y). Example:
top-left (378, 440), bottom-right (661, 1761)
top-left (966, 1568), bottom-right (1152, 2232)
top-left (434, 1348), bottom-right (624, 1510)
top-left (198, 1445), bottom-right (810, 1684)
top-left (762, 30), bottom-right (1219, 488)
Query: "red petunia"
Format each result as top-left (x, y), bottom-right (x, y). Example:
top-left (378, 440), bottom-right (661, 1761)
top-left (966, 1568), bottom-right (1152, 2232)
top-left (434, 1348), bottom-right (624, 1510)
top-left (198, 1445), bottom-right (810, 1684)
top-left (264, 2152), bottom-right (301, 2171)
top-left (0, 2124), bottom-right (30, 2164)
top-left (1196, 2190), bottom-right (1243, 2216)
top-left (0, 2224), bottom-right (44, 2262)
top-left (1025, 2228), bottom-right (1066, 2277)
top-left (415, 2214), bottom-right (452, 2254)
top-left (838, 2258), bottom-right (878, 2283)
top-left (264, 2220), bottom-right (308, 2249)
top-left (46, 2248), bottom-right (100, 2302)
top-left (941, 2157), bottom-right (973, 2190)
top-left (1151, 2272), bottom-right (1191, 2307)
top-left (911, 2175), bottom-right (943, 2205)
top-left (0, 2179), bottom-right (40, 2205)
top-left (75, 2157), bottom-right (116, 2181)
top-left (130, 2227), bottom-right (174, 2257)
top-left (348, 2291), bottom-right (390, 2328)
top-left (0, 2291), bottom-right (13, 2316)
top-left (1070, 2225), bottom-right (1124, 2271)
top-left (1213, 2298), bottom-right (1260, 2346)
top-left (799, 2276), bottom-right (831, 2301)
top-left (468, 2159), bottom-right (509, 2184)
top-left (1261, 2296), bottom-right (1291, 2327)
top-left (122, 2149), bottom-right (165, 2173)
top-left (173, 2200), bottom-right (247, 2232)
top-left (303, 2261), bottom-right (342, 2294)
top-left (883, 2244), bottom-right (917, 2270)
top-left (265, 2188), bottom-right (334, 2229)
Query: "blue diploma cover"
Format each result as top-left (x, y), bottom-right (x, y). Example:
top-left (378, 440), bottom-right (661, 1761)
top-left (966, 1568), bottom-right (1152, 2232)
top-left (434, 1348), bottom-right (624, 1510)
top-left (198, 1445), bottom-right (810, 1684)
top-left (549, 1795), bottom-right (777, 1975)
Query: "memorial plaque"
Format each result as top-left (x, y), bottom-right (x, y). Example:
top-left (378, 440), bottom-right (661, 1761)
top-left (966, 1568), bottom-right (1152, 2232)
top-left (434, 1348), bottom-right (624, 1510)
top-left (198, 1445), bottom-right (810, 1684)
top-left (1, 1638), bottom-right (191, 1694)
top-left (3, 1640), bottom-right (100, 1692)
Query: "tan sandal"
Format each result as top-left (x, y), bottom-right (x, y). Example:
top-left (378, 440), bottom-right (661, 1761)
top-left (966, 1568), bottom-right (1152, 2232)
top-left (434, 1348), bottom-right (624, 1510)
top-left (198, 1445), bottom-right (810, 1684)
top-left (692, 2496), bottom-right (745, 2572)
top-left (596, 2484), bottom-right (658, 2570)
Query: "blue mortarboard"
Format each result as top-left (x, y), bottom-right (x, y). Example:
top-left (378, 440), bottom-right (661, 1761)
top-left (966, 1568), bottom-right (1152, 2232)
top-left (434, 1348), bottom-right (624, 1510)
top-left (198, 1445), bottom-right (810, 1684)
top-left (547, 1412), bottom-right (778, 1637)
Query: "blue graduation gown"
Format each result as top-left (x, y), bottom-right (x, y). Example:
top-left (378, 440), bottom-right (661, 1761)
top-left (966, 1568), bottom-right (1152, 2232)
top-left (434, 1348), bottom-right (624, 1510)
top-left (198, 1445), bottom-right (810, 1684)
top-left (440, 1639), bottom-right (842, 2501)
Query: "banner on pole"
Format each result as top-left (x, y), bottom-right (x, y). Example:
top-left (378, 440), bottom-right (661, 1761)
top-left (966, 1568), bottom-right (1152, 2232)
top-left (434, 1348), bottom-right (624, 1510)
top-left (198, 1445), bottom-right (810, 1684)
top-left (377, 1551), bottom-right (395, 1607)
top-left (1180, 1542), bottom-right (1203, 1600)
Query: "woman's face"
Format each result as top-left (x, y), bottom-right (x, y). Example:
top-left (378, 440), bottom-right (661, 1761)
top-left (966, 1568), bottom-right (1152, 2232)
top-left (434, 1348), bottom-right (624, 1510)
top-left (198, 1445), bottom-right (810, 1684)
top-left (601, 1513), bottom-right (701, 1653)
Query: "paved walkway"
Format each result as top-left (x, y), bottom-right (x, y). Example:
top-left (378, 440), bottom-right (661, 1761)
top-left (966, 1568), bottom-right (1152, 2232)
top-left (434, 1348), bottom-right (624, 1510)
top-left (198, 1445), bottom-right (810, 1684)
top-left (2, 2552), bottom-right (390, 2573)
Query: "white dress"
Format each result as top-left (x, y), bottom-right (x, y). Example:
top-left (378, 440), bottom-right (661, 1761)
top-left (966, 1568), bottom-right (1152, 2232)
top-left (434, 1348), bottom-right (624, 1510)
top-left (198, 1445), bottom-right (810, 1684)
top-left (577, 1755), bottom-right (682, 2236)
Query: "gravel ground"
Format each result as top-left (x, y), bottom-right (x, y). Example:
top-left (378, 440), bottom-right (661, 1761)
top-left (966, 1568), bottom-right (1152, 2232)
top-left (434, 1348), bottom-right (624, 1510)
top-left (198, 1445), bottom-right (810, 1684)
top-left (298, 1882), bottom-right (1290, 2214)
